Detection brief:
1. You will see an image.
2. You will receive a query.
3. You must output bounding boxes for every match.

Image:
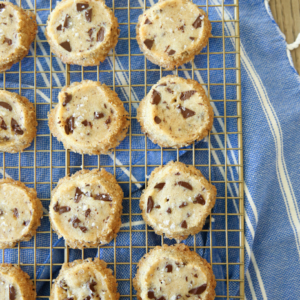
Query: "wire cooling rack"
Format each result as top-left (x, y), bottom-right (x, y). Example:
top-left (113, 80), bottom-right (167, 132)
top-left (0, 0), bottom-right (244, 299)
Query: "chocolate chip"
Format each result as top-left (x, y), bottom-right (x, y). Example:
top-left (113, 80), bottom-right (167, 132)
top-left (23, 220), bottom-right (30, 226)
top-left (181, 220), bottom-right (187, 228)
top-left (85, 9), bottom-right (92, 22)
top-left (192, 15), bottom-right (203, 29)
top-left (194, 194), bottom-right (205, 205)
top-left (186, 296), bottom-right (190, 298)
top-left (11, 118), bottom-right (23, 135)
top-left (166, 87), bottom-right (173, 94)
top-left (186, 276), bottom-right (188, 281)
top-left (154, 116), bottom-right (161, 124)
top-left (0, 209), bottom-right (3, 215)
top-left (77, 3), bottom-right (89, 11)
top-left (179, 25), bottom-right (185, 32)
top-left (94, 112), bottom-right (104, 119)
top-left (65, 116), bottom-right (75, 135)
top-left (53, 202), bottom-right (59, 212)
top-left (97, 27), bottom-right (105, 42)
top-left (189, 37), bottom-right (195, 41)
top-left (82, 119), bottom-right (92, 127)
top-left (157, 297), bottom-right (165, 300)
top-left (168, 49), bottom-right (176, 56)
top-left (179, 202), bottom-right (187, 208)
top-left (70, 217), bottom-right (81, 228)
top-left (4, 37), bottom-right (12, 45)
top-left (0, 4), bottom-right (5, 10)
top-left (147, 196), bottom-right (154, 213)
top-left (144, 39), bottom-right (154, 50)
top-left (177, 104), bottom-right (196, 119)
top-left (59, 206), bottom-right (71, 214)
top-left (59, 279), bottom-right (68, 290)
top-left (80, 226), bottom-right (88, 232)
top-left (105, 116), bottom-right (111, 125)
top-left (178, 181), bottom-right (193, 190)
top-left (94, 193), bottom-right (112, 201)
top-left (154, 205), bottom-right (161, 209)
top-left (85, 208), bottom-right (91, 218)
top-left (175, 172), bottom-right (180, 175)
top-left (194, 274), bottom-right (198, 278)
top-left (148, 291), bottom-right (155, 299)
top-left (63, 93), bottom-right (72, 106)
top-left (166, 264), bottom-right (173, 272)
top-left (56, 24), bottom-right (62, 31)
top-left (144, 18), bottom-right (152, 24)
top-left (165, 45), bottom-right (170, 52)
top-left (63, 14), bottom-right (71, 28)
top-left (166, 208), bottom-right (172, 213)
top-left (74, 187), bottom-right (84, 203)
top-left (13, 208), bottom-right (18, 218)
top-left (151, 89), bottom-right (161, 105)
top-left (88, 280), bottom-right (97, 292)
top-left (0, 118), bottom-right (7, 130)
top-left (154, 182), bottom-right (165, 190)
top-left (60, 41), bottom-right (72, 52)
top-left (189, 284), bottom-right (207, 295)
top-left (176, 295), bottom-right (182, 299)
top-left (180, 90), bottom-right (196, 100)
top-left (9, 285), bottom-right (16, 300)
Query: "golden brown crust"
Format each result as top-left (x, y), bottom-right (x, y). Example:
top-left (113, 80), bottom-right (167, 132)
top-left (136, 0), bottom-right (211, 70)
top-left (0, 263), bottom-right (36, 299)
top-left (48, 80), bottom-right (129, 155)
top-left (49, 169), bottom-right (123, 249)
top-left (0, 2), bottom-right (37, 72)
top-left (0, 178), bottom-right (43, 249)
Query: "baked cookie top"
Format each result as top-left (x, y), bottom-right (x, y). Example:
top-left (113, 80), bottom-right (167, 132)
top-left (49, 80), bottom-right (129, 155)
top-left (140, 161), bottom-right (216, 241)
top-left (137, 75), bottom-right (214, 148)
top-left (133, 244), bottom-right (216, 300)
top-left (49, 169), bottom-right (123, 248)
top-left (50, 258), bottom-right (119, 300)
top-left (136, 0), bottom-right (211, 69)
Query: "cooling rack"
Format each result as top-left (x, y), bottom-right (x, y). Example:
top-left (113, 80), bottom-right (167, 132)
top-left (0, 0), bottom-right (244, 299)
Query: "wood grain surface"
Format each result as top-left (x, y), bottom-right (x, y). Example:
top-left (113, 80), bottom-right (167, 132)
top-left (270, 0), bottom-right (300, 74)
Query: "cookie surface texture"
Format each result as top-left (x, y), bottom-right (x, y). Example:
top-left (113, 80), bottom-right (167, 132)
top-left (0, 90), bottom-right (37, 153)
top-left (46, 0), bottom-right (119, 66)
top-left (140, 161), bottom-right (216, 241)
top-left (49, 169), bottom-right (123, 248)
top-left (49, 80), bottom-right (129, 155)
top-left (136, 0), bottom-right (211, 69)
top-left (133, 244), bottom-right (216, 300)
top-left (0, 263), bottom-right (36, 299)
top-left (137, 75), bottom-right (214, 148)
top-left (50, 258), bottom-right (119, 300)
top-left (0, 178), bottom-right (43, 249)
top-left (0, 1), bottom-right (37, 72)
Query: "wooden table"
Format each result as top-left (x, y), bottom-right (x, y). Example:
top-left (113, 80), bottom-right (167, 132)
top-left (270, 0), bottom-right (300, 74)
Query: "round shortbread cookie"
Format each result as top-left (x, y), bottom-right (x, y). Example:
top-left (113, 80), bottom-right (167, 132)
top-left (49, 80), bottom-right (129, 155)
top-left (0, 178), bottom-right (43, 249)
top-left (49, 169), bottom-right (123, 249)
top-left (0, 90), bottom-right (37, 153)
top-left (136, 0), bottom-right (211, 69)
top-left (133, 244), bottom-right (216, 300)
top-left (0, 1), bottom-right (37, 72)
top-left (0, 263), bottom-right (36, 300)
top-left (137, 75), bottom-right (214, 148)
top-left (140, 161), bottom-right (216, 241)
top-left (45, 0), bottom-right (119, 66)
top-left (50, 258), bottom-right (119, 300)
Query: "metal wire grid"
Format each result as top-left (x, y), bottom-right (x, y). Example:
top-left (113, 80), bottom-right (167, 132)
top-left (0, 0), bottom-right (244, 299)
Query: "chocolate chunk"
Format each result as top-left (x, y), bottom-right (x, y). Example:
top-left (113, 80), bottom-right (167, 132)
top-left (82, 120), bottom-right (92, 127)
top-left (9, 285), bottom-right (16, 300)
top-left (151, 89), bottom-right (161, 105)
top-left (166, 264), bottom-right (173, 272)
top-left (85, 208), bottom-right (91, 218)
top-left (105, 116), bottom-right (111, 125)
top-left (147, 196), bottom-right (154, 213)
top-left (0, 102), bottom-right (12, 111)
top-left (53, 202), bottom-right (59, 212)
top-left (177, 104), bottom-right (196, 119)
top-left (4, 37), bottom-right (12, 45)
top-left (85, 9), bottom-right (92, 22)
top-left (157, 297), bottom-right (166, 300)
top-left (194, 274), bottom-right (198, 278)
top-left (158, 83), bottom-right (167, 87)
top-left (56, 24), bottom-right (62, 31)
top-left (94, 193), bottom-right (112, 201)
top-left (77, 3), bottom-right (89, 11)
top-left (79, 226), bottom-right (88, 232)
top-left (71, 217), bottom-right (81, 228)
top-left (145, 18), bottom-right (152, 24)
top-left (194, 194), bottom-right (205, 205)
top-left (13, 208), bottom-right (19, 218)
top-left (154, 182), bottom-right (165, 190)
top-left (189, 284), bottom-right (207, 295)
top-left (59, 279), bottom-right (68, 290)
top-left (180, 90), bottom-right (196, 100)
top-left (166, 87), bottom-right (173, 94)
top-left (83, 297), bottom-right (91, 300)
top-left (23, 220), bottom-right (30, 226)
top-left (74, 187), bottom-right (84, 203)
top-left (60, 41), bottom-right (71, 52)
top-left (189, 37), bottom-right (195, 41)
top-left (63, 93), bottom-right (72, 106)
top-left (0, 4), bottom-right (5, 10)
top-left (179, 202), bottom-right (187, 208)
top-left (0, 118), bottom-right (7, 130)
top-left (63, 14), bottom-right (70, 28)
top-left (168, 49), bottom-right (176, 56)
top-left (144, 39), bottom-right (154, 50)
top-left (154, 205), bottom-right (161, 209)
top-left (178, 181), bottom-right (193, 190)
top-left (181, 220), bottom-right (187, 228)
top-left (154, 116), bottom-right (161, 124)
top-left (175, 172), bottom-right (180, 175)
top-left (11, 118), bottom-right (23, 135)
top-left (59, 206), bottom-right (71, 214)
top-left (0, 209), bottom-right (3, 215)
top-left (88, 279), bottom-right (97, 292)
top-left (97, 27), bottom-right (105, 42)
top-left (179, 24), bottom-right (185, 32)
top-left (88, 27), bottom-right (95, 39)
top-left (176, 295), bottom-right (182, 299)
top-left (192, 15), bottom-right (203, 29)
top-left (165, 45), bottom-right (170, 53)
top-left (166, 207), bottom-right (172, 213)
top-left (65, 116), bottom-right (75, 135)
top-left (94, 112), bottom-right (104, 119)
top-left (148, 291), bottom-right (155, 299)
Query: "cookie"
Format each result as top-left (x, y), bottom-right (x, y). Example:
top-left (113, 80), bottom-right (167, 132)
top-left (0, 263), bottom-right (36, 299)
top-left (137, 75), bottom-right (214, 148)
top-left (49, 169), bottom-right (123, 249)
top-left (45, 0), bottom-right (119, 66)
top-left (0, 178), bottom-right (43, 249)
top-left (133, 244), bottom-right (216, 300)
top-left (0, 2), bottom-right (37, 72)
top-left (50, 258), bottom-right (119, 300)
top-left (140, 161), bottom-right (216, 241)
top-left (48, 80), bottom-right (129, 155)
top-left (0, 90), bottom-right (37, 153)
top-left (136, 0), bottom-right (211, 70)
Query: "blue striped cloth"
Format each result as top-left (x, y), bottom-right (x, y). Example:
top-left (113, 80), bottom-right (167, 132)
top-left (0, 0), bottom-right (299, 299)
